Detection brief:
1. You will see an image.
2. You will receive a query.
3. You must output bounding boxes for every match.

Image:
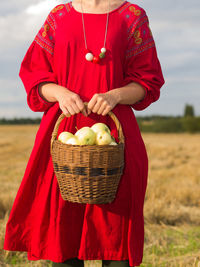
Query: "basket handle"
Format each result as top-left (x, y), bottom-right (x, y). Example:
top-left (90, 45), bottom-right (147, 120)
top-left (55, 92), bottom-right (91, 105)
top-left (50, 102), bottom-right (125, 154)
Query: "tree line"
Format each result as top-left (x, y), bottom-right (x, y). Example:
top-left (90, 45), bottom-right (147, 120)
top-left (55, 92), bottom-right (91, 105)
top-left (0, 104), bottom-right (199, 133)
top-left (137, 104), bottom-right (200, 133)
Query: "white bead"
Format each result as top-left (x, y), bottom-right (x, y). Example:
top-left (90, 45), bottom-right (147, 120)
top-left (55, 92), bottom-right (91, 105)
top-left (85, 53), bottom-right (94, 61)
top-left (101, 47), bottom-right (106, 53)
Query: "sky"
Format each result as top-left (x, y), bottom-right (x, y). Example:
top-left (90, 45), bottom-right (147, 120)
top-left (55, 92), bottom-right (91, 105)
top-left (0, 0), bottom-right (199, 118)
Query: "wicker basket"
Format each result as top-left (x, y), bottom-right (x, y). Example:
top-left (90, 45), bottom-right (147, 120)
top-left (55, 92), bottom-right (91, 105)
top-left (50, 105), bottom-right (125, 204)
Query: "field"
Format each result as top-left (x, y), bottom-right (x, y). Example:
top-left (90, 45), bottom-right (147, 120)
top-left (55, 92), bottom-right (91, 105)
top-left (0, 125), bottom-right (200, 267)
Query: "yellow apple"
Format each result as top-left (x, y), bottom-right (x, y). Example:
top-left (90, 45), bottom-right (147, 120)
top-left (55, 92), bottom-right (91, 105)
top-left (91, 123), bottom-right (111, 135)
top-left (75, 127), bottom-right (96, 145)
top-left (66, 136), bottom-right (80, 145)
top-left (58, 131), bottom-right (74, 144)
top-left (96, 131), bottom-right (112, 145)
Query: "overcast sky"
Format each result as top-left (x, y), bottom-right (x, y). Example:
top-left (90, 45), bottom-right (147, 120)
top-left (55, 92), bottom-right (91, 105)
top-left (0, 0), bottom-right (200, 118)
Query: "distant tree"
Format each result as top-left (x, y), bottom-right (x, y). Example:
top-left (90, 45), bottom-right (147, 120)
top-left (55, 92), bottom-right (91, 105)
top-left (182, 117), bottom-right (200, 133)
top-left (184, 104), bottom-right (195, 117)
top-left (0, 117), bottom-right (41, 125)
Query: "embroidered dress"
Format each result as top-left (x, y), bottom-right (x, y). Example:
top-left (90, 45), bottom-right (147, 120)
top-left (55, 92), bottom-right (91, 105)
top-left (3, 1), bottom-right (165, 266)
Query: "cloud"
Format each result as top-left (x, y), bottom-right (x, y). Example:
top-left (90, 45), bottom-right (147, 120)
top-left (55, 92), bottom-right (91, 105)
top-left (0, 79), bottom-right (22, 102)
top-left (0, 0), bottom-right (65, 60)
top-left (0, 0), bottom-right (32, 15)
top-left (0, 78), bottom-right (32, 118)
top-left (26, 0), bottom-right (61, 15)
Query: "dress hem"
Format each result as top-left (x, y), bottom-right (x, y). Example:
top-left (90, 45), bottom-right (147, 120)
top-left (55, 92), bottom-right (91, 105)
top-left (3, 246), bottom-right (142, 266)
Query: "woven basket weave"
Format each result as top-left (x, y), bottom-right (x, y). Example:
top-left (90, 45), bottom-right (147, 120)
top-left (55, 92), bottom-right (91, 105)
top-left (50, 104), bottom-right (125, 204)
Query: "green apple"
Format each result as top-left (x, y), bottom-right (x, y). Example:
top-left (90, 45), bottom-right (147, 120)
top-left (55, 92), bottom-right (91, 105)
top-left (66, 136), bottom-right (80, 145)
top-left (75, 127), bottom-right (96, 145)
top-left (96, 131), bottom-right (112, 145)
top-left (91, 123), bottom-right (111, 135)
top-left (58, 131), bottom-right (74, 144)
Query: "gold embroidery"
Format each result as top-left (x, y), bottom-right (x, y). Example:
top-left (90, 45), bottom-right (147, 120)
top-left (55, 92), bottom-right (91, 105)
top-left (56, 5), bottom-right (64, 10)
top-left (52, 8), bottom-right (57, 13)
top-left (129, 6), bottom-right (141, 16)
top-left (42, 31), bottom-right (47, 37)
top-left (42, 24), bottom-right (50, 38)
top-left (52, 5), bottom-right (64, 13)
top-left (134, 30), bottom-right (142, 44)
top-left (134, 30), bottom-right (140, 38)
top-left (44, 24), bottom-right (50, 32)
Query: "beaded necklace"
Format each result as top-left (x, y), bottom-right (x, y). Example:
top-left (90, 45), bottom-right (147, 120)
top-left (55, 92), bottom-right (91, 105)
top-left (81, 0), bottom-right (110, 63)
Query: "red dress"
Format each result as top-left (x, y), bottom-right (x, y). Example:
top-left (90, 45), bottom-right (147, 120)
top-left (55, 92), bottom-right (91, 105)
top-left (3, 1), bottom-right (164, 266)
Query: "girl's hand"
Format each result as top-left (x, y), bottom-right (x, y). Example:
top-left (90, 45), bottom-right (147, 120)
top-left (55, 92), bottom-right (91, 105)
top-left (55, 86), bottom-right (88, 117)
top-left (38, 83), bottom-right (88, 117)
top-left (87, 91), bottom-right (119, 116)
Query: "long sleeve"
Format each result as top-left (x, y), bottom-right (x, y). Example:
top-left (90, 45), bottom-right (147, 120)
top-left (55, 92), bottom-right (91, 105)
top-left (123, 9), bottom-right (165, 111)
top-left (19, 8), bottom-right (58, 112)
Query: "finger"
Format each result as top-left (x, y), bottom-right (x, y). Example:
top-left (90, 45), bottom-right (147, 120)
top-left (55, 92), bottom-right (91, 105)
top-left (75, 98), bottom-right (85, 112)
top-left (66, 105), bottom-right (77, 116)
top-left (92, 101), bottom-right (102, 113)
top-left (97, 102), bottom-right (107, 115)
top-left (70, 101), bottom-right (81, 114)
top-left (80, 105), bottom-right (88, 116)
top-left (86, 106), bottom-right (91, 115)
top-left (61, 106), bottom-right (71, 117)
top-left (87, 94), bottom-right (98, 111)
top-left (81, 108), bottom-right (88, 117)
top-left (102, 105), bottom-right (112, 116)
top-left (75, 98), bottom-right (88, 116)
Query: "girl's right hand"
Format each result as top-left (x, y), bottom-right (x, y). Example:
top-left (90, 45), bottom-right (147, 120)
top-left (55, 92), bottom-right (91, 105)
top-left (39, 82), bottom-right (88, 117)
top-left (55, 86), bottom-right (88, 117)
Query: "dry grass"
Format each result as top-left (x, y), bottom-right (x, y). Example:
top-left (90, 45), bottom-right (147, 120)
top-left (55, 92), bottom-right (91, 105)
top-left (143, 134), bottom-right (200, 226)
top-left (0, 126), bottom-right (200, 266)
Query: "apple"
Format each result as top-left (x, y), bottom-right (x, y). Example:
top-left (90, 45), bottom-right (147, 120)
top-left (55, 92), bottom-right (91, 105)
top-left (91, 123), bottom-right (111, 135)
top-left (58, 131), bottom-right (74, 144)
top-left (66, 136), bottom-right (80, 145)
top-left (75, 127), bottom-right (96, 145)
top-left (96, 131), bottom-right (112, 145)
top-left (109, 141), bottom-right (118, 145)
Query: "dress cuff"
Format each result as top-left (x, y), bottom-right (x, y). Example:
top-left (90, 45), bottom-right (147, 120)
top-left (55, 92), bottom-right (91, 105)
top-left (27, 83), bottom-right (55, 112)
top-left (123, 76), bottom-right (151, 111)
top-left (36, 84), bottom-right (53, 105)
top-left (131, 91), bottom-right (151, 110)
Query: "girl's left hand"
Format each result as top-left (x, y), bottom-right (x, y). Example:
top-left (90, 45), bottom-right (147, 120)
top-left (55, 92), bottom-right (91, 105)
top-left (87, 92), bottom-right (119, 116)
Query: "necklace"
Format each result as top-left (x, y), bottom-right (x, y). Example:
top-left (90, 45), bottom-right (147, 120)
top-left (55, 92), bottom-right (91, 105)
top-left (81, 0), bottom-right (110, 63)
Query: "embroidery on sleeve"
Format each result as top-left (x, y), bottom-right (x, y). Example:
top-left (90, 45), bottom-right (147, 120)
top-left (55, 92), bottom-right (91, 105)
top-left (129, 6), bottom-right (141, 16)
top-left (118, 2), bottom-right (132, 14)
top-left (51, 5), bottom-right (64, 13)
top-left (134, 30), bottom-right (142, 45)
top-left (64, 3), bottom-right (73, 13)
top-left (126, 13), bottom-right (155, 59)
top-left (34, 9), bottom-right (57, 55)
